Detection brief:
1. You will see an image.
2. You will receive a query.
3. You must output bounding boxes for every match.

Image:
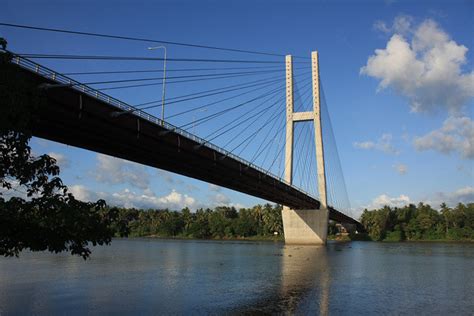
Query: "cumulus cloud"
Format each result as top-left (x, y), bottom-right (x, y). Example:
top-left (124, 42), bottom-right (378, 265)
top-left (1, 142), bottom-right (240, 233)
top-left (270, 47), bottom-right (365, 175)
top-left (413, 116), bottom-right (474, 159)
top-left (0, 179), bottom-right (27, 199)
top-left (68, 185), bottom-right (196, 210)
top-left (360, 187), bottom-right (474, 214)
top-left (374, 15), bottom-right (413, 35)
top-left (427, 186), bottom-right (474, 207)
top-left (48, 152), bottom-right (70, 169)
top-left (362, 17), bottom-right (474, 114)
top-left (353, 133), bottom-right (399, 155)
top-left (153, 189), bottom-right (196, 209)
top-left (393, 163), bottom-right (408, 175)
top-left (211, 193), bottom-right (231, 205)
top-left (111, 188), bottom-right (195, 210)
top-left (157, 169), bottom-right (184, 185)
top-left (69, 184), bottom-right (93, 201)
top-left (365, 194), bottom-right (411, 210)
top-left (94, 154), bottom-right (150, 189)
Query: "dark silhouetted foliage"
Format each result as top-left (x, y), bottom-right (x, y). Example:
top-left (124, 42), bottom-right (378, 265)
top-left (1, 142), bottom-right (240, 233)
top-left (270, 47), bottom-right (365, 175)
top-left (0, 43), bottom-right (128, 259)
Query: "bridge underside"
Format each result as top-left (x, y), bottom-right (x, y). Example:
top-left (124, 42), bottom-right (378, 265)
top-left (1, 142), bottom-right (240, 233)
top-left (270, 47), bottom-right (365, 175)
top-left (9, 63), bottom-right (362, 230)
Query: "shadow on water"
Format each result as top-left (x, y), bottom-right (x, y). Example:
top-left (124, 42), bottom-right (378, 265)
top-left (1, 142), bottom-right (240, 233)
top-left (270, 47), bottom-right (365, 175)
top-left (232, 244), bottom-right (332, 315)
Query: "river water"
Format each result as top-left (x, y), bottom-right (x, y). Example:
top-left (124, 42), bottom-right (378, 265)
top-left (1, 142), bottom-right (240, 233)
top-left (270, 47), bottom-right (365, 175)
top-left (0, 239), bottom-right (473, 315)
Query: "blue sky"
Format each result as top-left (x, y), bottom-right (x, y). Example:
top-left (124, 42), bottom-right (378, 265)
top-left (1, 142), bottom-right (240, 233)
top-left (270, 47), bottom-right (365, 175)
top-left (1, 0), bottom-right (473, 217)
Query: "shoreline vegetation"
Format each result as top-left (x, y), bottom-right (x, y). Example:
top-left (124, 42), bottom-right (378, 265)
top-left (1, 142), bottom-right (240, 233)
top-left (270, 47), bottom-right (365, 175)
top-left (124, 234), bottom-right (474, 243)
top-left (360, 202), bottom-right (473, 242)
top-left (109, 202), bottom-right (474, 243)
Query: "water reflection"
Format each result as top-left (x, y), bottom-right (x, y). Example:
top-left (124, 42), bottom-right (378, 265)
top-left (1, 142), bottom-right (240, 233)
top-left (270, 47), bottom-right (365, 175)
top-left (280, 245), bottom-right (330, 314)
top-left (236, 244), bottom-right (331, 314)
top-left (0, 240), bottom-right (473, 314)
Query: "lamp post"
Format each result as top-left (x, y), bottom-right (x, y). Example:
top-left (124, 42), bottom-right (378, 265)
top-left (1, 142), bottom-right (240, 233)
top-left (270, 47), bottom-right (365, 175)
top-left (148, 46), bottom-right (167, 125)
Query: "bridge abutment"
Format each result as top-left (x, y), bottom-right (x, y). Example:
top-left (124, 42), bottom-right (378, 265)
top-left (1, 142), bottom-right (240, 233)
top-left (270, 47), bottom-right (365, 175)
top-left (282, 208), bottom-right (328, 244)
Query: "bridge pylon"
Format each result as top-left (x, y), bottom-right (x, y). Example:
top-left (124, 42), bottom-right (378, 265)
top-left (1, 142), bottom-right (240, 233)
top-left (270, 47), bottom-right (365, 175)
top-left (282, 51), bottom-right (329, 245)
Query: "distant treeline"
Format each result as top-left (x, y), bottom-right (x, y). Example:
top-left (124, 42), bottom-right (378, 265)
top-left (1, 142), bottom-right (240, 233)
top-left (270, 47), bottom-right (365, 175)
top-left (360, 202), bottom-right (474, 241)
top-left (108, 202), bottom-right (474, 242)
top-left (110, 204), bottom-right (284, 239)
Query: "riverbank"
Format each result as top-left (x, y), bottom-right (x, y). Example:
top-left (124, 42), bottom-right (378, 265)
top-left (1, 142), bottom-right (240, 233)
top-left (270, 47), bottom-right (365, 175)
top-left (381, 239), bottom-right (474, 243)
top-left (136, 235), bottom-right (474, 243)
top-left (132, 234), bottom-right (357, 243)
top-left (108, 202), bottom-right (472, 246)
top-left (141, 234), bottom-right (285, 242)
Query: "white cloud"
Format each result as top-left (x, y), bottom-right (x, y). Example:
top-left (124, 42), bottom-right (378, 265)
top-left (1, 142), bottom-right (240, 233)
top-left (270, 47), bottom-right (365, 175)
top-left (413, 116), bottom-right (474, 159)
top-left (353, 133), bottom-right (399, 155)
top-left (94, 154), bottom-right (149, 189)
top-left (366, 193), bottom-right (411, 210)
top-left (373, 20), bottom-right (391, 34)
top-left (69, 184), bottom-right (94, 201)
top-left (426, 186), bottom-right (474, 207)
top-left (374, 15), bottom-right (413, 35)
top-left (211, 193), bottom-right (231, 205)
top-left (209, 184), bottom-right (222, 192)
top-left (351, 186), bottom-right (474, 220)
top-left (0, 179), bottom-right (27, 199)
top-left (110, 188), bottom-right (196, 210)
top-left (393, 163), bottom-right (408, 175)
top-left (353, 141), bottom-right (375, 150)
top-left (157, 169), bottom-right (184, 185)
top-left (358, 187), bottom-right (474, 214)
top-left (362, 17), bottom-right (474, 114)
top-left (48, 152), bottom-right (70, 169)
top-left (154, 189), bottom-right (196, 209)
top-left (68, 185), bottom-right (196, 210)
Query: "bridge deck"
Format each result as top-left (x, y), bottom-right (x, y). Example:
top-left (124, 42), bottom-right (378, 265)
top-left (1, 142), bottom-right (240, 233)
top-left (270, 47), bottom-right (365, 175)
top-left (5, 53), bottom-right (361, 228)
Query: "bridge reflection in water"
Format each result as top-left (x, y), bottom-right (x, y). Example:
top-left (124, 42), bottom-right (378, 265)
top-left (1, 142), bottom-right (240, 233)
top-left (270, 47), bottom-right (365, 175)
top-left (280, 245), bottom-right (330, 314)
top-left (237, 244), bottom-right (331, 314)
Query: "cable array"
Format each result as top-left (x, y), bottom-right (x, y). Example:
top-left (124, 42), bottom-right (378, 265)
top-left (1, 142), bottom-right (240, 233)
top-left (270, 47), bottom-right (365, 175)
top-left (320, 81), bottom-right (352, 216)
top-left (1, 22), bottom-right (353, 218)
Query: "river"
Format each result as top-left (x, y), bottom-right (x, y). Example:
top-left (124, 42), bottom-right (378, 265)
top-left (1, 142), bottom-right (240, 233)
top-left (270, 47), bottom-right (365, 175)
top-left (0, 239), bottom-right (473, 315)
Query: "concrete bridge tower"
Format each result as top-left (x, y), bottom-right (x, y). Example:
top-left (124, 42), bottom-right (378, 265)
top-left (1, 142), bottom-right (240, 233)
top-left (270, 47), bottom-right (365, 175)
top-left (282, 51), bottom-right (329, 244)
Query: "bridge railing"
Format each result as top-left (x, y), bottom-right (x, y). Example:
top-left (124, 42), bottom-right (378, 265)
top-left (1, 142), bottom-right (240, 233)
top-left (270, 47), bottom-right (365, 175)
top-left (8, 52), bottom-right (321, 203)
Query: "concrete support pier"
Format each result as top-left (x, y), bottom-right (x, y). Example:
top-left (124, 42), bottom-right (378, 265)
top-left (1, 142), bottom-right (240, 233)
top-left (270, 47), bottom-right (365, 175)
top-left (282, 51), bottom-right (328, 245)
top-left (282, 208), bottom-right (329, 244)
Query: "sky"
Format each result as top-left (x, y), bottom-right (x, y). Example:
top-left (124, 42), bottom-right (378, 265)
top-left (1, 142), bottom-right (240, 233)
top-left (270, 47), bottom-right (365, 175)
top-left (1, 0), bottom-right (473, 217)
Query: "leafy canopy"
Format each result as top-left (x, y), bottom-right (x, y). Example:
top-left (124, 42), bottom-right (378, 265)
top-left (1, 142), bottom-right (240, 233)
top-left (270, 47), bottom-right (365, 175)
top-left (0, 40), bottom-right (128, 259)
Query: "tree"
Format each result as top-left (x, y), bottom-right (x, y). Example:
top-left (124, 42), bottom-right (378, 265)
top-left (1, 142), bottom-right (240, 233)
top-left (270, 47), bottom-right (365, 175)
top-left (0, 42), bottom-right (127, 259)
top-left (187, 208), bottom-right (211, 238)
top-left (208, 211), bottom-right (229, 238)
top-left (233, 208), bottom-right (258, 237)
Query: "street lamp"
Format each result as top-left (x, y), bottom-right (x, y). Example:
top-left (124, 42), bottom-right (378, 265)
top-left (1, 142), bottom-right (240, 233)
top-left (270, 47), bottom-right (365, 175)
top-left (148, 46), bottom-right (167, 125)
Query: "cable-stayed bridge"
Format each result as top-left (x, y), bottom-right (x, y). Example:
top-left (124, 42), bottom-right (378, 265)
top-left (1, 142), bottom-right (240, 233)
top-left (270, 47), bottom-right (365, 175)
top-left (1, 23), bottom-right (363, 242)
